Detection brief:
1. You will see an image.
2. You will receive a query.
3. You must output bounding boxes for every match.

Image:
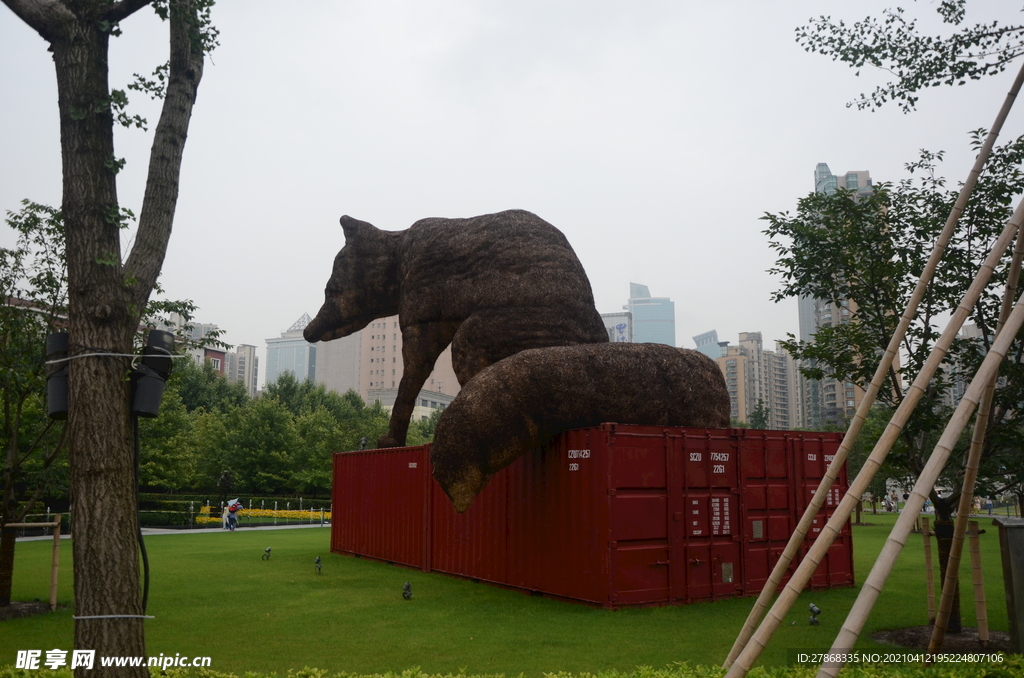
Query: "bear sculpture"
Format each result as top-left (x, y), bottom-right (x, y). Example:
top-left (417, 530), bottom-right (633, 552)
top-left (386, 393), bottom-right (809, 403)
top-left (431, 343), bottom-right (731, 512)
top-left (304, 210), bottom-right (609, 447)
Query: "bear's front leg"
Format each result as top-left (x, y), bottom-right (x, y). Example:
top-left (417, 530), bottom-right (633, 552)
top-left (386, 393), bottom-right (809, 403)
top-left (379, 320), bottom-right (459, 447)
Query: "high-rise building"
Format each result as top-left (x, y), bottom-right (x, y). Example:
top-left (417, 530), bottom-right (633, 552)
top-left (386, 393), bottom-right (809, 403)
top-left (265, 313), bottom-right (317, 384)
top-left (692, 330), bottom-right (721, 360)
top-left (798, 163), bottom-right (873, 428)
top-left (314, 332), bottom-right (362, 396)
top-left (601, 311), bottom-right (633, 342)
top-left (225, 344), bottom-right (259, 398)
top-left (358, 315), bottom-right (460, 403)
top-left (624, 283), bottom-right (675, 346)
top-left (715, 332), bottom-right (799, 429)
top-left (358, 315), bottom-right (460, 423)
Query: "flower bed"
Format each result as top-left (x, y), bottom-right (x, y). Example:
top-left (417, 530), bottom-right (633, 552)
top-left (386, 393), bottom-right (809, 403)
top-left (196, 507), bottom-right (331, 525)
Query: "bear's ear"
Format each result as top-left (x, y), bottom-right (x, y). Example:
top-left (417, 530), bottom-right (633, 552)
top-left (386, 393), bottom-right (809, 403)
top-left (339, 215), bottom-right (380, 242)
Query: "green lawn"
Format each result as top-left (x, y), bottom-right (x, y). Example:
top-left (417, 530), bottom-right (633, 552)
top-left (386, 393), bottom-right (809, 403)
top-left (0, 512), bottom-right (1014, 675)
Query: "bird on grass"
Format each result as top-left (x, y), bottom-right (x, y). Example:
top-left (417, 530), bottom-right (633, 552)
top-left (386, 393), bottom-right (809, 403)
top-left (262, 547), bottom-right (272, 561)
top-left (402, 582), bottom-right (412, 600)
top-left (315, 556), bottom-right (322, 574)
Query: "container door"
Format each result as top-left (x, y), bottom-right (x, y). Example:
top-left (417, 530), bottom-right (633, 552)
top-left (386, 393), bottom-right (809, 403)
top-left (607, 429), bottom-right (671, 606)
top-left (670, 429), bottom-right (741, 603)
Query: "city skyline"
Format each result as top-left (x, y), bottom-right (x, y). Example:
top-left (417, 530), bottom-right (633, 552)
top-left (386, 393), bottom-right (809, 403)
top-left (4, 2), bottom-right (1021, 391)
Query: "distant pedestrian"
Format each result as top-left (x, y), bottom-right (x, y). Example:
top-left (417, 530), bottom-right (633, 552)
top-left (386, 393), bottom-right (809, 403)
top-left (986, 497), bottom-right (994, 515)
top-left (973, 497), bottom-right (982, 515)
top-left (227, 499), bottom-right (241, 531)
top-left (891, 491), bottom-right (900, 513)
top-left (222, 505), bottom-right (230, 530)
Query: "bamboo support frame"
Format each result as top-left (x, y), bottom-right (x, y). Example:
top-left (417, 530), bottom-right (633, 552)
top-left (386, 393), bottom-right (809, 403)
top-left (922, 517), bottom-right (936, 623)
top-left (4, 517), bottom-right (62, 610)
top-left (968, 521), bottom-right (989, 647)
top-left (721, 59), bottom-right (1024, 672)
top-left (723, 199), bottom-right (1024, 678)
top-left (928, 222), bottom-right (1024, 652)
top-left (816, 292), bottom-right (1024, 678)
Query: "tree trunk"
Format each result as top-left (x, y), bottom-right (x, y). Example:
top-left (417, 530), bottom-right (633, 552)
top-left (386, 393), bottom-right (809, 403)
top-left (932, 517), bottom-right (962, 633)
top-left (0, 526), bottom-right (15, 606)
top-left (50, 21), bottom-right (148, 674)
top-left (2, 2), bottom-right (204, 671)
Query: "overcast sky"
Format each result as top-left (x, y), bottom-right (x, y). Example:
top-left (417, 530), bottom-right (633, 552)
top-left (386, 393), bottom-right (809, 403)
top-left (4, 1), bottom-right (1024, 387)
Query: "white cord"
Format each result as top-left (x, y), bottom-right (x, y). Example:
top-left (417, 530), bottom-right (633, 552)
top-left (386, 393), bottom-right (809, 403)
top-left (45, 351), bottom-right (188, 366)
top-left (73, 615), bottom-right (155, 619)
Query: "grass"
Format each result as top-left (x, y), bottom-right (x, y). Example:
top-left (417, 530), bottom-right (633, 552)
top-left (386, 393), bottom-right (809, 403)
top-left (0, 512), bottom-right (1015, 676)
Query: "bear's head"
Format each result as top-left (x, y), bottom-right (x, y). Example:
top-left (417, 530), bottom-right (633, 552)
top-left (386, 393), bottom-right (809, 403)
top-left (304, 215), bottom-right (401, 343)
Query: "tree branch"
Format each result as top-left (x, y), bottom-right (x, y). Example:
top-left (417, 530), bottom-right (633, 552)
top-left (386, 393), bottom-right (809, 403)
top-left (103, 0), bottom-right (152, 24)
top-left (1, 0), bottom-right (74, 42)
top-left (124, 0), bottom-right (205, 307)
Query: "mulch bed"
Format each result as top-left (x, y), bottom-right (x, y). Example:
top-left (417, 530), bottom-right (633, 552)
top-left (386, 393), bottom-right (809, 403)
top-left (871, 625), bottom-right (1012, 653)
top-left (0, 600), bottom-right (57, 622)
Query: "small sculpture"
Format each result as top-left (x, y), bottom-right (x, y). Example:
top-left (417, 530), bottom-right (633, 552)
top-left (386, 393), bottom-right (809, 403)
top-left (305, 210), bottom-right (608, 447)
top-left (402, 582), bottom-right (412, 600)
top-left (431, 343), bottom-right (731, 512)
top-left (314, 556), bottom-right (322, 574)
top-left (262, 547), bottom-right (271, 561)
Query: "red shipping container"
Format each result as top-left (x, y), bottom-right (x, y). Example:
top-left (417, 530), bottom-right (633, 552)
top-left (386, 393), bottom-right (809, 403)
top-left (331, 424), bottom-right (854, 608)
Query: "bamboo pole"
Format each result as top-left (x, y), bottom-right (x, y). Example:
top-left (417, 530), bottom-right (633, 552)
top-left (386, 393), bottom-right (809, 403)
top-left (721, 58), bottom-right (1024, 671)
top-left (929, 223), bottom-right (1024, 652)
top-left (722, 201), bottom-right (1024, 678)
top-left (815, 290), bottom-right (1024, 678)
top-left (922, 517), bottom-right (936, 623)
top-left (968, 520), bottom-right (989, 647)
top-left (49, 517), bottom-right (60, 611)
top-left (3, 517), bottom-right (62, 611)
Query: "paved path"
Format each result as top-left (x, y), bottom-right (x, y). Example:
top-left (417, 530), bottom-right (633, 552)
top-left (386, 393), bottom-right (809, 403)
top-left (15, 522), bottom-right (329, 542)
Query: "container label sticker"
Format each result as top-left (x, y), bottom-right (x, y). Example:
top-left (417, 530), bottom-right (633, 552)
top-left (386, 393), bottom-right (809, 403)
top-left (408, 462), bottom-right (418, 468)
top-left (567, 449), bottom-right (590, 472)
top-left (710, 496), bottom-right (732, 535)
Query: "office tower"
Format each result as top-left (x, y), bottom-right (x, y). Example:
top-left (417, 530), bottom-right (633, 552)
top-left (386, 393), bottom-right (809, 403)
top-left (265, 313), bottom-right (317, 384)
top-left (624, 283), bottom-right (675, 346)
